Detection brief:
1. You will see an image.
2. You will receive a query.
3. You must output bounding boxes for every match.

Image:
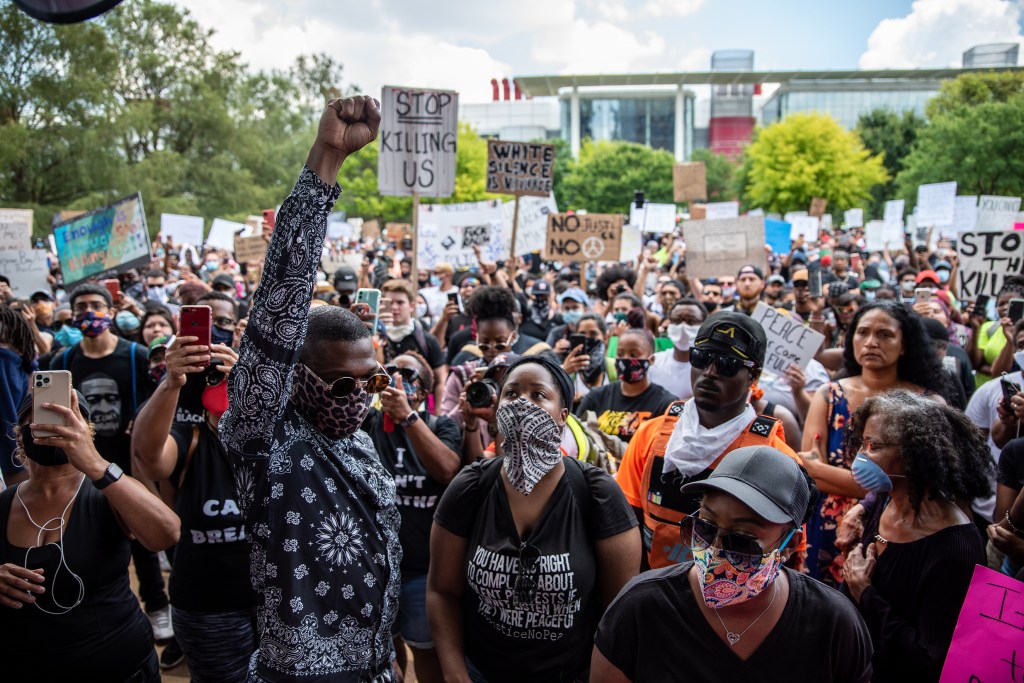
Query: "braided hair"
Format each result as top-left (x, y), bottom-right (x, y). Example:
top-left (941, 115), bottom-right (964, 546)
top-left (0, 305), bottom-right (36, 372)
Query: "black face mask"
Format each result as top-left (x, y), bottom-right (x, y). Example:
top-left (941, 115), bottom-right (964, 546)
top-left (704, 301), bottom-right (719, 313)
top-left (338, 293), bottom-right (352, 307)
top-left (211, 325), bottom-right (234, 346)
top-left (19, 424), bottom-right (69, 466)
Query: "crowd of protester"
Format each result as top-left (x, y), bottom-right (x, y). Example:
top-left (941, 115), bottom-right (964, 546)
top-left (1, 96), bottom-right (1023, 683)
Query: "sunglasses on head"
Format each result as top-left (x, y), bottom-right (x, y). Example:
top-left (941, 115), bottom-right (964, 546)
top-left (304, 363), bottom-right (390, 397)
top-left (477, 333), bottom-right (515, 354)
top-left (689, 347), bottom-right (758, 377)
top-left (513, 543), bottom-right (541, 605)
top-left (383, 363), bottom-right (420, 384)
top-left (681, 515), bottom-right (796, 574)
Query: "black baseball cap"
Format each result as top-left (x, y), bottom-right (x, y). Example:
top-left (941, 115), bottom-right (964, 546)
top-left (737, 265), bottom-right (764, 280)
top-left (682, 445), bottom-right (811, 527)
top-left (333, 266), bottom-right (358, 292)
top-left (693, 311), bottom-right (767, 365)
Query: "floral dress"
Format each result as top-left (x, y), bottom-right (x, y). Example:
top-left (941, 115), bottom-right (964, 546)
top-left (806, 381), bottom-right (856, 588)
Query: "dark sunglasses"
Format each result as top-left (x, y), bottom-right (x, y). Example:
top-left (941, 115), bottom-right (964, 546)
top-left (689, 347), bottom-right (758, 377)
top-left (792, 280), bottom-right (809, 288)
top-left (303, 363), bottom-right (390, 397)
top-left (513, 543), bottom-right (541, 605)
top-left (681, 515), bottom-right (795, 574)
top-left (383, 363), bottom-right (420, 384)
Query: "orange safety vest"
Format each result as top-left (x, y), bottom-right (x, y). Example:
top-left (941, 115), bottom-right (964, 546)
top-left (640, 400), bottom-right (788, 569)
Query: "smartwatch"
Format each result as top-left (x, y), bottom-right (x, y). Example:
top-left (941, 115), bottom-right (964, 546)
top-left (397, 412), bottom-right (420, 429)
top-left (93, 462), bottom-right (124, 490)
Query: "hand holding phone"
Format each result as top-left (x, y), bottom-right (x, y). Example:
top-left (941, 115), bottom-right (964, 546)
top-left (914, 288), bottom-right (932, 304)
top-left (1000, 375), bottom-right (1022, 409)
top-left (32, 371), bottom-right (72, 437)
top-left (356, 288), bottom-right (382, 332)
top-left (1008, 298), bottom-right (1024, 324)
top-left (180, 306), bottom-right (212, 367)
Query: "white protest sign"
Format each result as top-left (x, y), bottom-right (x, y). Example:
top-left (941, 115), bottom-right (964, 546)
top-left (883, 199), bottom-right (904, 227)
top-left (502, 193), bottom-right (557, 256)
top-left (629, 202), bottom-right (676, 234)
top-left (160, 213), bottom-right (204, 245)
top-left (958, 230), bottom-right (1024, 299)
top-left (821, 213), bottom-right (833, 232)
top-left (683, 216), bottom-right (766, 280)
top-left (976, 195), bottom-right (1021, 231)
top-left (327, 214), bottom-right (354, 241)
top-left (705, 201), bottom-right (740, 220)
top-left (843, 208), bottom-right (864, 228)
top-left (0, 249), bottom-right (49, 297)
top-left (916, 182), bottom-right (957, 226)
top-left (417, 200), bottom-right (506, 270)
top-left (378, 86), bottom-right (458, 198)
top-left (0, 209), bottom-right (33, 250)
top-left (783, 211), bottom-right (807, 224)
top-left (751, 302), bottom-right (826, 375)
top-left (206, 218), bottom-right (244, 251)
top-left (864, 220), bottom-right (904, 252)
top-left (619, 223), bottom-right (642, 262)
top-left (747, 208), bottom-right (765, 217)
top-left (790, 215), bottom-right (819, 241)
top-left (945, 196), bottom-right (978, 237)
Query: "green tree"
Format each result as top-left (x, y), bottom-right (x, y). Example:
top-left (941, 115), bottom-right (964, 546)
top-left (560, 139), bottom-right (675, 213)
top-left (741, 112), bottom-right (888, 214)
top-left (855, 108), bottom-right (925, 218)
top-left (689, 148), bottom-right (736, 202)
top-left (897, 72), bottom-right (1024, 200)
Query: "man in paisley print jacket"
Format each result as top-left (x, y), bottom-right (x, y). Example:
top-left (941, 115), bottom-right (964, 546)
top-left (220, 96), bottom-right (402, 683)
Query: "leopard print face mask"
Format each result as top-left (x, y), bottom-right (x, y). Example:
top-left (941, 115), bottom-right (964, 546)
top-left (290, 363), bottom-right (373, 440)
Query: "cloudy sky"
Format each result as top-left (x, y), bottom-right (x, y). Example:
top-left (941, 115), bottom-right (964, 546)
top-left (169, 0), bottom-right (1024, 102)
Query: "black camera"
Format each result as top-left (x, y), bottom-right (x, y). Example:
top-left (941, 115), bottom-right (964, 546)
top-left (466, 378), bottom-right (500, 409)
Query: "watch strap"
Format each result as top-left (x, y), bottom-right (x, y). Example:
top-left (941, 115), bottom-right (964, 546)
top-left (93, 462), bottom-right (124, 490)
top-left (398, 412), bottom-right (420, 429)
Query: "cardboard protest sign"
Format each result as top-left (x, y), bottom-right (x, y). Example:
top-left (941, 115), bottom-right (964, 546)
top-left (417, 200), bottom-right (506, 270)
top-left (502, 194), bottom-right (557, 256)
top-left (321, 252), bottom-right (363, 276)
top-left (763, 219), bottom-right (792, 255)
top-left (705, 201), bottom-right (740, 221)
top-left (233, 235), bottom-right (268, 263)
top-left (543, 213), bottom-right (623, 263)
top-left (486, 141), bottom-right (554, 197)
top-left (790, 216), bottom-right (819, 241)
top-left (976, 195), bottom-right (1022, 231)
top-left (0, 249), bottom-right (49, 297)
top-left (673, 162), bottom-right (707, 202)
top-left (386, 222), bottom-right (413, 242)
top-left (939, 565), bottom-right (1024, 683)
top-left (883, 199), bottom-right (904, 227)
top-left (378, 86), bottom-right (458, 197)
top-left (809, 198), bottom-right (827, 218)
top-left (0, 209), bottom-right (33, 250)
top-left (160, 213), bottom-right (204, 245)
top-left (205, 218), bottom-right (243, 251)
top-left (958, 230), bottom-right (1024, 299)
top-left (361, 219), bottom-right (381, 240)
top-left (689, 204), bottom-right (707, 220)
top-left (916, 182), bottom-right (957, 226)
top-left (52, 193), bottom-right (151, 288)
top-left (682, 216), bottom-right (766, 281)
top-left (629, 202), bottom-right (676, 234)
top-left (843, 208), bottom-right (864, 229)
top-left (751, 302), bottom-right (825, 375)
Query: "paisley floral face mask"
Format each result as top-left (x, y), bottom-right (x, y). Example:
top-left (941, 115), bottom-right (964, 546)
top-left (497, 398), bottom-right (562, 496)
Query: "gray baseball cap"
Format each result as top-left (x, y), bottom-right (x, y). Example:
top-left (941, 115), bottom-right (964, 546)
top-left (681, 445), bottom-right (810, 526)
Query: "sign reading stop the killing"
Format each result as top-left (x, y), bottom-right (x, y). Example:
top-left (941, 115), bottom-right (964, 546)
top-left (543, 213), bottom-right (623, 263)
top-left (486, 141), bottom-right (554, 197)
top-left (378, 86), bottom-right (458, 198)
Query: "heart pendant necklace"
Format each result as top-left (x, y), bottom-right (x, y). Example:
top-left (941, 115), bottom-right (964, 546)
top-left (712, 582), bottom-right (779, 647)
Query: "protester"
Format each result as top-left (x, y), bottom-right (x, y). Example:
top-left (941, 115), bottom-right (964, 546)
top-left (379, 278), bottom-right (447, 413)
top-left (0, 306), bottom-right (37, 486)
top-left (430, 275), bottom-right (478, 348)
top-left (971, 275), bottom-right (1024, 381)
top-left (420, 263), bottom-right (458, 320)
top-left (544, 286), bottom-right (590, 346)
top-left (698, 278), bottom-right (724, 314)
top-left (723, 265), bottom-right (764, 315)
top-left (219, 95), bottom-right (404, 681)
top-left (799, 300), bottom-right (945, 588)
top-left (592, 446), bottom-right (872, 683)
top-left (593, 264), bottom-right (636, 317)
top-left (648, 298), bottom-right (705, 400)
top-left (141, 305), bottom-right (178, 347)
top-left (0, 391), bottom-right (179, 682)
top-left (840, 390), bottom-right (991, 683)
top-left (428, 356), bottom-right (640, 683)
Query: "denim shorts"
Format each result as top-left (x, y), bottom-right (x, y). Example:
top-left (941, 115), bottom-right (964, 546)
top-left (397, 574), bottom-right (434, 648)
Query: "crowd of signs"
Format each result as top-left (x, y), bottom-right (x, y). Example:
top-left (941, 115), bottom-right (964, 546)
top-left (0, 83), bottom-right (1022, 675)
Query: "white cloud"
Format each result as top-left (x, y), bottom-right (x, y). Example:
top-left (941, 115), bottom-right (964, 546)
top-left (532, 19), bottom-right (668, 73)
top-left (642, 0), bottom-right (705, 17)
top-left (860, 0), bottom-right (1023, 68)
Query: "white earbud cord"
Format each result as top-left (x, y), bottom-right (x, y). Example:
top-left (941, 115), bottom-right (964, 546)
top-left (15, 475), bottom-right (87, 614)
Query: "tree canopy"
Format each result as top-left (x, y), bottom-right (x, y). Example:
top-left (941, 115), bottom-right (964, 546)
top-left (855, 108), bottom-right (925, 218)
top-left (560, 139), bottom-right (675, 214)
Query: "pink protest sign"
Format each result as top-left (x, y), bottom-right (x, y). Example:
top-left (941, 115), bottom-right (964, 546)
top-left (940, 564), bottom-right (1024, 682)
top-left (1014, 222), bottom-right (1024, 231)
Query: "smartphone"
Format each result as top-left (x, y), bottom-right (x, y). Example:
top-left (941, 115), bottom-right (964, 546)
top-left (1000, 374), bottom-right (1022, 407)
top-left (447, 291), bottom-right (463, 314)
top-left (974, 295), bottom-right (991, 318)
top-left (569, 334), bottom-right (587, 352)
top-left (32, 371), bottom-right (72, 438)
top-left (356, 288), bottom-right (381, 333)
top-left (102, 279), bottom-right (120, 300)
top-left (1009, 298), bottom-right (1024, 324)
top-left (915, 288), bottom-right (932, 304)
top-left (180, 305), bottom-right (212, 367)
top-left (809, 272), bottom-right (822, 298)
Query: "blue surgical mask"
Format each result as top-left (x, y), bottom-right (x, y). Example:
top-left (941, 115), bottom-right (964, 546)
top-left (863, 290), bottom-right (876, 303)
top-left (562, 309), bottom-right (583, 325)
top-left (937, 270), bottom-right (950, 284)
top-left (55, 324), bottom-right (83, 347)
top-left (851, 453), bottom-right (903, 493)
top-left (115, 311), bottom-right (141, 333)
top-left (205, 260), bottom-right (219, 272)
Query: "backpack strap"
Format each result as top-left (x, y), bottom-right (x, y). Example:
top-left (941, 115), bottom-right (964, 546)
top-left (61, 344), bottom-right (76, 370)
top-left (176, 425), bottom-right (201, 490)
top-left (413, 322), bottom-right (429, 358)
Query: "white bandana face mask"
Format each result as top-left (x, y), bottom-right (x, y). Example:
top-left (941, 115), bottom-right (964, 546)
top-left (497, 398), bottom-right (562, 496)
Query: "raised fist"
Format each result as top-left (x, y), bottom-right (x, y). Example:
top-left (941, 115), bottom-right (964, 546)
top-left (316, 96), bottom-right (382, 160)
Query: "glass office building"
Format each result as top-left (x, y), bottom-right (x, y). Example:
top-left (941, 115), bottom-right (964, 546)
top-left (559, 93), bottom-right (690, 153)
top-left (760, 81), bottom-right (940, 129)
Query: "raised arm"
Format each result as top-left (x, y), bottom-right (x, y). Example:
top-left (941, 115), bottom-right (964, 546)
top-left (220, 96), bottom-right (380, 456)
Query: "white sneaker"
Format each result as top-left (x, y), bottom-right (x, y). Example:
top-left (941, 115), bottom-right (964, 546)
top-left (147, 606), bottom-right (174, 642)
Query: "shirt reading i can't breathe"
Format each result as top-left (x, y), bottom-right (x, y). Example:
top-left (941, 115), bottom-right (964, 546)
top-left (433, 459), bottom-right (637, 683)
top-left (575, 381), bottom-right (675, 444)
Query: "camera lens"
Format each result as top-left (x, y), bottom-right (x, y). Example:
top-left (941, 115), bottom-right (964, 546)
top-left (466, 379), bottom-right (497, 409)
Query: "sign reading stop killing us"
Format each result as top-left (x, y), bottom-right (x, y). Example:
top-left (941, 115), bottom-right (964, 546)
top-left (486, 141), bottom-right (554, 197)
top-left (543, 213), bottom-right (623, 263)
top-left (378, 86), bottom-right (458, 198)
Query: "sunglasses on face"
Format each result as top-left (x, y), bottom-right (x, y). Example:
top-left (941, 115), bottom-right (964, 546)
top-left (383, 363), bottom-right (420, 384)
top-left (477, 333), bottom-right (515, 354)
top-left (513, 543), bottom-right (541, 605)
top-left (681, 515), bottom-right (795, 574)
top-left (689, 347), bottom-right (758, 377)
top-left (792, 281), bottom-right (809, 288)
top-left (304, 363), bottom-right (390, 397)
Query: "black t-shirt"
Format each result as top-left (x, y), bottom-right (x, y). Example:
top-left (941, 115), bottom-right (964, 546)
top-left (361, 408), bottom-right (461, 577)
top-left (386, 324), bottom-right (445, 369)
top-left (595, 563), bottom-right (873, 683)
top-left (168, 422), bottom-right (255, 611)
top-left (48, 339), bottom-right (153, 471)
top-left (433, 458), bottom-right (637, 683)
top-left (575, 381), bottom-right (676, 443)
top-left (998, 437), bottom-right (1024, 491)
top-left (444, 313), bottom-right (474, 348)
